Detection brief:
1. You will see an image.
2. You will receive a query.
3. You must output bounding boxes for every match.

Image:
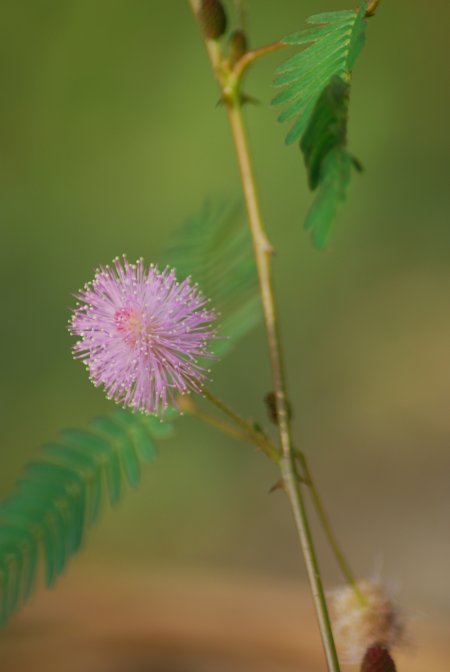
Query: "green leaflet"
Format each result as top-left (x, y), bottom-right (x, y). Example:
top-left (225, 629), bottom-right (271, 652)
top-left (301, 75), bottom-right (350, 190)
top-left (162, 200), bottom-right (261, 356)
top-left (304, 145), bottom-right (355, 248)
top-left (273, 2), bottom-right (368, 247)
top-left (302, 76), bottom-right (362, 248)
top-left (0, 409), bottom-right (173, 627)
top-left (300, 76), bottom-right (360, 249)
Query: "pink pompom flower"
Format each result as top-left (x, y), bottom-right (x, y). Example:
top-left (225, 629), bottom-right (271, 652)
top-left (69, 256), bottom-right (217, 414)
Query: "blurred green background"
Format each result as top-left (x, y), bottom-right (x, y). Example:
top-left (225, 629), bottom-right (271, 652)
top-left (1, 0), bottom-right (450, 626)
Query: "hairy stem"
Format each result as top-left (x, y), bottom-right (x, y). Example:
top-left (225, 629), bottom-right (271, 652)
top-left (188, 5), bottom-right (341, 670)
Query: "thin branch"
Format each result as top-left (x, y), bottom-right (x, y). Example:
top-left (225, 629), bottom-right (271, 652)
top-left (295, 450), bottom-right (366, 606)
top-left (202, 388), bottom-right (280, 462)
top-left (178, 395), bottom-right (250, 443)
top-left (232, 41), bottom-right (288, 83)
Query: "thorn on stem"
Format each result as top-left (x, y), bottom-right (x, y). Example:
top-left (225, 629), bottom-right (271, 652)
top-left (269, 479), bottom-right (286, 494)
top-left (240, 92), bottom-right (261, 106)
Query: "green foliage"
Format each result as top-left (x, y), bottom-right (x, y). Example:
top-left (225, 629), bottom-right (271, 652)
top-left (301, 76), bottom-right (362, 247)
top-left (162, 200), bottom-right (261, 355)
top-left (272, 3), bottom-right (368, 246)
top-left (0, 409), bottom-right (174, 627)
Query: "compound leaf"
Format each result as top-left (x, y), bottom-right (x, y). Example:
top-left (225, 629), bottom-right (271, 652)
top-left (0, 410), bottom-right (171, 627)
top-left (273, 2), bottom-right (369, 246)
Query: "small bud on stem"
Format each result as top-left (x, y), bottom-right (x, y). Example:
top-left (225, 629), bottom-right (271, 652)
top-left (228, 29), bottom-right (248, 66)
top-left (198, 0), bottom-right (227, 40)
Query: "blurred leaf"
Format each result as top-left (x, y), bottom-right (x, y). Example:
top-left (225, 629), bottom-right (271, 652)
top-left (272, 2), bottom-right (368, 246)
top-left (0, 409), bottom-right (174, 627)
top-left (162, 200), bottom-right (261, 356)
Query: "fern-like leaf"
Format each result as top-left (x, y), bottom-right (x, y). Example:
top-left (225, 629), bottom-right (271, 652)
top-left (273, 6), bottom-right (366, 145)
top-left (162, 200), bottom-right (261, 355)
top-left (0, 409), bottom-right (173, 627)
top-left (272, 2), bottom-right (369, 246)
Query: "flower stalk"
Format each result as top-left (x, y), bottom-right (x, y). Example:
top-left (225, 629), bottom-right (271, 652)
top-left (202, 388), bottom-right (280, 462)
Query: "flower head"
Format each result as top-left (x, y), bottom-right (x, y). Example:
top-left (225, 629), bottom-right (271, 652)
top-left (329, 581), bottom-right (405, 664)
top-left (70, 256), bottom-right (217, 414)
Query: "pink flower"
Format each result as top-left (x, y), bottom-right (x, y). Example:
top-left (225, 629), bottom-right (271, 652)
top-left (70, 256), bottom-right (217, 414)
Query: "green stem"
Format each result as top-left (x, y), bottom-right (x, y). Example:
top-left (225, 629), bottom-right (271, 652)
top-left (178, 395), bottom-right (251, 444)
top-left (225, 101), bottom-right (341, 672)
top-left (188, 5), bottom-right (341, 670)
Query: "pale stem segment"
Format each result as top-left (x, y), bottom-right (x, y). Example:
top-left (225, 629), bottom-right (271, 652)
top-left (188, 3), bottom-right (341, 671)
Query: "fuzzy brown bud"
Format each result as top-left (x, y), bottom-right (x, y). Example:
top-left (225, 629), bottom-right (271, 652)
top-left (360, 645), bottom-right (397, 672)
top-left (198, 0), bottom-right (227, 40)
top-left (228, 29), bottom-right (248, 65)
